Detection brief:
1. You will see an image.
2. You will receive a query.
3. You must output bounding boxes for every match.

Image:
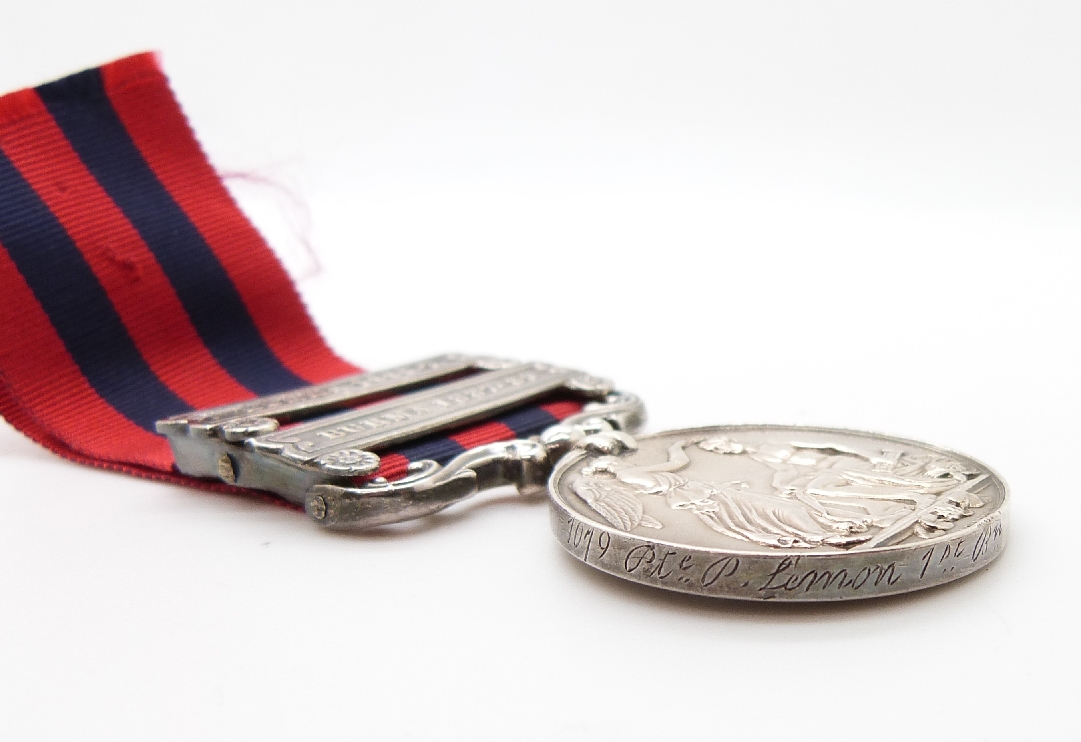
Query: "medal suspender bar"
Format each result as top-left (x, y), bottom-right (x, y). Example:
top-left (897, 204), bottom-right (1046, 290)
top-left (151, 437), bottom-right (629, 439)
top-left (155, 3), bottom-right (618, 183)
top-left (157, 355), bottom-right (644, 528)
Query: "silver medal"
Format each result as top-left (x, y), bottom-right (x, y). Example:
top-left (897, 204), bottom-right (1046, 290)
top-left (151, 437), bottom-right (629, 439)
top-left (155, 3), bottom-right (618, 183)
top-left (158, 356), bottom-right (1007, 602)
top-left (550, 425), bottom-right (1007, 601)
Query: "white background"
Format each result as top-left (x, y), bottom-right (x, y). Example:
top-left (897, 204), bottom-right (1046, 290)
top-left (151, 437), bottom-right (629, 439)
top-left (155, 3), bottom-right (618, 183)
top-left (1, 2), bottom-right (1078, 740)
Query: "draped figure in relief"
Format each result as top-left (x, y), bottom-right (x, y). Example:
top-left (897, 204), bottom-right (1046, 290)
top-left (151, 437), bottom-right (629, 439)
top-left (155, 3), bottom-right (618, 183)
top-left (572, 436), bottom-right (982, 549)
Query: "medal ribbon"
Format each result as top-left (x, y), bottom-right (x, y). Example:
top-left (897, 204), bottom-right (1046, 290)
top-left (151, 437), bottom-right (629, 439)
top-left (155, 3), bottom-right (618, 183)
top-left (0, 53), bottom-right (579, 502)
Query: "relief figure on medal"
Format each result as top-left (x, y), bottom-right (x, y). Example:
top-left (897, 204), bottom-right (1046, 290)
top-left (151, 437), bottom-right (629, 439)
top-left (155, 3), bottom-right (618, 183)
top-left (570, 434), bottom-right (989, 550)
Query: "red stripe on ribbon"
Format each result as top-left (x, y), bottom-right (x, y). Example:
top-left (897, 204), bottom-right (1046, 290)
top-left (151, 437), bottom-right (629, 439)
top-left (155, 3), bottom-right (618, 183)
top-left (371, 452), bottom-right (411, 482)
top-left (450, 421), bottom-right (517, 450)
top-left (540, 400), bottom-right (584, 420)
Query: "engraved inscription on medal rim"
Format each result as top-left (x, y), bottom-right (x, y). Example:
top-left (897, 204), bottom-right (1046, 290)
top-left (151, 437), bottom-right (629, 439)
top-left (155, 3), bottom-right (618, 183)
top-left (549, 425), bottom-right (1008, 601)
top-left (552, 505), bottom-right (1006, 601)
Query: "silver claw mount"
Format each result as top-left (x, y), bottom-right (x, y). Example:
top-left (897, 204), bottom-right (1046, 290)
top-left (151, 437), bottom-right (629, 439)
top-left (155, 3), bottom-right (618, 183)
top-left (538, 392), bottom-right (643, 462)
top-left (304, 394), bottom-right (644, 529)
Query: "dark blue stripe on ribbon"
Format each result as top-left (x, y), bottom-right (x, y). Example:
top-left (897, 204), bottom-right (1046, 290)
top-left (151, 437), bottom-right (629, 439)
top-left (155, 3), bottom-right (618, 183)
top-left (396, 437), bottom-right (467, 466)
top-left (0, 151), bottom-right (188, 430)
top-left (497, 405), bottom-right (558, 437)
top-left (36, 69), bottom-right (306, 396)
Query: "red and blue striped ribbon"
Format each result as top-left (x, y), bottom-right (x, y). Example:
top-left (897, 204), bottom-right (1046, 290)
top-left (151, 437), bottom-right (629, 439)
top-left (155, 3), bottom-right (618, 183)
top-left (0, 53), bottom-right (580, 502)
